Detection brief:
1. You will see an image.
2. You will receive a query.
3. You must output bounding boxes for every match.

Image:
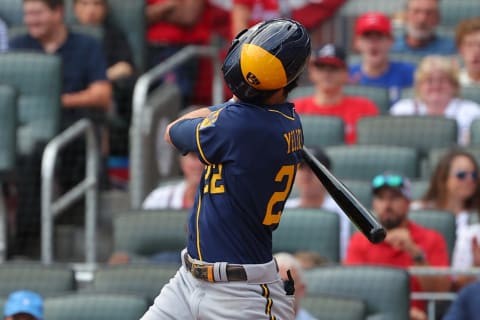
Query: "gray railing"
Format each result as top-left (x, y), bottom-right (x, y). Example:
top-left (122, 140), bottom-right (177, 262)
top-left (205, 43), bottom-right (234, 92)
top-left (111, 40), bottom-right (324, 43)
top-left (41, 119), bottom-right (99, 265)
top-left (409, 266), bottom-right (480, 320)
top-left (130, 45), bottom-right (223, 209)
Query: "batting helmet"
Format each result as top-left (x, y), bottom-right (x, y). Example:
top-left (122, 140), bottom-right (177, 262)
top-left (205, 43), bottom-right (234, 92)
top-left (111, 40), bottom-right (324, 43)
top-left (222, 18), bottom-right (311, 102)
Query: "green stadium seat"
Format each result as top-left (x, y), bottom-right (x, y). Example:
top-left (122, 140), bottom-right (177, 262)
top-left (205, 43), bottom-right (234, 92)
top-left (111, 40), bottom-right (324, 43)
top-left (304, 266), bottom-right (410, 320)
top-left (469, 119), bottom-right (480, 147)
top-left (440, 2), bottom-right (480, 28)
top-left (357, 116), bottom-right (458, 158)
top-left (0, 263), bottom-right (75, 296)
top-left (343, 85), bottom-right (391, 114)
top-left (289, 86), bottom-right (314, 99)
top-left (301, 294), bottom-right (366, 320)
top-left (340, 179), bottom-right (372, 208)
top-left (325, 145), bottom-right (419, 180)
top-left (0, 53), bottom-right (62, 155)
top-left (423, 147), bottom-right (480, 178)
top-left (0, 85), bottom-right (17, 174)
top-left (461, 86), bottom-right (480, 105)
top-left (410, 180), bottom-right (429, 201)
top-left (300, 115), bottom-right (345, 147)
top-left (409, 209), bottom-right (456, 260)
top-left (273, 208), bottom-right (340, 263)
top-left (0, 0), bottom-right (23, 27)
top-left (91, 264), bottom-right (178, 303)
top-left (113, 210), bottom-right (188, 257)
top-left (45, 293), bottom-right (148, 320)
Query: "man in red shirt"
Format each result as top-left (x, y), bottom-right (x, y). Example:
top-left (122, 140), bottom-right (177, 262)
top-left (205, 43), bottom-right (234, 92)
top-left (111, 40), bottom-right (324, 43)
top-left (293, 43), bottom-right (379, 144)
top-left (344, 172), bottom-right (451, 320)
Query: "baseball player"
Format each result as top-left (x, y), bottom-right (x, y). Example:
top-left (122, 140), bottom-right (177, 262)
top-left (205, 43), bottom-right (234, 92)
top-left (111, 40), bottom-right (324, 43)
top-left (140, 18), bottom-right (311, 320)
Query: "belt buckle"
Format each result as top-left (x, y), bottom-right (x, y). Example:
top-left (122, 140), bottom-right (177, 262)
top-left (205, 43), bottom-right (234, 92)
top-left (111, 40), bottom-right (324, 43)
top-left (191, 263), bottom-right (215, 282)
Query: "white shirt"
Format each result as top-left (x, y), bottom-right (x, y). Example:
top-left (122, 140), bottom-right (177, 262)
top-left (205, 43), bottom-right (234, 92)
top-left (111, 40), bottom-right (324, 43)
top-left (142, 181), bottom-right (187, 210)
top-left (459, 69), bottom-right (480, 87)
top-left (452, 224), bottom-right (480, 269)
top-left (285, 195), bottom-right (351, 260)
top-left (390, 98), bottom-right (480, 145)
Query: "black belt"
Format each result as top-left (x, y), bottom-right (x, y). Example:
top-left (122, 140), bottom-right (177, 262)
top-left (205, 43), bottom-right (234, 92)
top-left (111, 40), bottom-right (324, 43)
top-left (183, 253), bottom-right (248, 282)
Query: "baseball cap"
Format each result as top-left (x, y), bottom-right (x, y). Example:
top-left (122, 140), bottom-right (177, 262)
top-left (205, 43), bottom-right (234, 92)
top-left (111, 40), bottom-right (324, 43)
top-left (4, 290), bottom-right (44, 320)
top-left (311, 43), bottom-right (346, 68)
top-left (371, 173), bottom-right (411, 199)
top-left (355, 12), bottom-right (392, 36)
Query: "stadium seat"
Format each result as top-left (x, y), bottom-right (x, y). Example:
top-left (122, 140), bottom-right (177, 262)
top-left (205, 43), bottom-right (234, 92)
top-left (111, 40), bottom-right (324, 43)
top-left (91, 264), bottom-right (178, 303)
top-left (300, 115), bottom-right (345, 147)
top-left (301, 294), bottom-right (366, 320)
top-left (0, 263), bottom-right (75, 296)
top-left (423, 147), bottom-right (480, 178)
top-left (273, 208), bottom-right (340, 263)
top-left (461, 86), bottom-right (480, 105)
top-left (469, 119), bottom-right (480, 147)
top-left (0, 85), bottom-right (17, 174)
top-left (343, 85), bottom-right (391, 114)
top-left (289, 85), bottom-right (314, 100)
top-left (410, 180), bottom-right (429, 201)
top-left (44, 293), bottom-right (148, 320)
top-left (0, 0), bottom-right (23, 27)
top-left (357, 116), bottom-right (458, 158)
top-left (0, 53), bottom-right (62, 155)
top-left (325, 145), bottom-right (419, 180)
top-left (439, 1), bottom-right (480, 28)
top-left (340, 179), bottom-right (372, 208)
top-left (113, 209), bottom-right (188, 257)
top-left (409, 209), bottom-right (456, 260)
top-left (304, 266), bottom-right (410, 320)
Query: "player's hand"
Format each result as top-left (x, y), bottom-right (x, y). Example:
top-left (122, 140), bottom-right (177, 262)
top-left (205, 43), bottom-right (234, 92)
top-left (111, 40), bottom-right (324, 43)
top-left (385, 228), bottom-right (419, 256)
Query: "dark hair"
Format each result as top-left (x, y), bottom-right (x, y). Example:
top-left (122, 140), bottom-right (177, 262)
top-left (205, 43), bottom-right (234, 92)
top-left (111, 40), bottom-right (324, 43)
top-left (24, 0), bottom-right (64, 10)
top-left (422, 148), bottom-right (480, 212)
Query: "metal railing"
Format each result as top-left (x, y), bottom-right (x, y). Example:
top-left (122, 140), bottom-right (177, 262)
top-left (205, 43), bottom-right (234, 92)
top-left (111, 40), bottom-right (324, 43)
top-left (41, 119), bottom-right (99, 265)
top-left (409, 266), bottom-right (480, 320)
top-left (130, 45), bottom-right (224, 209)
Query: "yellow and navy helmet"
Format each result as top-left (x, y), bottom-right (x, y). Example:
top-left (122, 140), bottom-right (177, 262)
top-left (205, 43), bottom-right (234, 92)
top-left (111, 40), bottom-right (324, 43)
top-left (222, 18), bottom-right (311, 102)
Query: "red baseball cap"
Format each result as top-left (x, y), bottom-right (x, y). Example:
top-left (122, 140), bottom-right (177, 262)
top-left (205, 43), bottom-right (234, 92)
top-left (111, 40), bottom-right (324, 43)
top-left (355, 12), bottom-right (392, 36)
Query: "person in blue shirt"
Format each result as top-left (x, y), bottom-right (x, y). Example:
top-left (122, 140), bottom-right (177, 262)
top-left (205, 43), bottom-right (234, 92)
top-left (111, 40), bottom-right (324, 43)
top-left (349, 12), bottom-right (416, 105)
top-left (443, 281), bottom-right (480, 320)
top-left (4, 290), bottom-right (44, 320)
top-left (391, 0), bottom-right (456, 56)
top-left (141, 18), bottom-right (311, 320)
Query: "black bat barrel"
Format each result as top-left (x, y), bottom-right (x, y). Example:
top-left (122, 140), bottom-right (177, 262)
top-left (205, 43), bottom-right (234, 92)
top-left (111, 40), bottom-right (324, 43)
top-left (302, 147), bottom-right (386, 244)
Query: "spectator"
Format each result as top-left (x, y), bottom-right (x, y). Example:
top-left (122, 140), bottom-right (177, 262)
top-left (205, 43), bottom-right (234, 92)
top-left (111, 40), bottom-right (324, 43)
top-left (73, 0), bottom-right (134, 81)
top-left (455, 17), bottom-right (480, 87)
top-left (294, 43), bottom-right (379, 144)
top-left (142, 151), bottom-right (204, 210)
top-left (3, 290), bottom-right (43, 320)
top-left (294, 251), bottom-right (328, 269)
top-left (349, 12), bottom-right (416, 104)
top-left (9, 0), bottom-right (111, 257)
top-left (274, 252), bottom-right (318, 320)
top-left (412, 149), bottom-right (480, 233)
top-left (0, 17), bottom-right (8, 52)
top-left (443, 280), bottom-right (480, 320)
top-left (452, 221), bottom-right (480, 290)
top-left (390, 55), bottom-right (480, 145)
top-left (285, 146), bottom-right (350, 259)
top-left (231, 0), bottom-right (280, 39)
top-left (146, 0), bottom-right (210, 107)
top-left (344, 172), bottom-right (450, 320)
top-left (391, 0), bottom-right (456, 56)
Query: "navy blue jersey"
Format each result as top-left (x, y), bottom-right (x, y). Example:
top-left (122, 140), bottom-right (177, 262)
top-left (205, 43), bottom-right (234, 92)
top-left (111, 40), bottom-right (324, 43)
top-left (170, 101), bottom-right (303, 264)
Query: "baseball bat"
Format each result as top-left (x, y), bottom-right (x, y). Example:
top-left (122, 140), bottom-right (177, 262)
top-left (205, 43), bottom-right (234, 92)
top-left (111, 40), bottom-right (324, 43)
top-left (302, 147), bottom-right (386, 244)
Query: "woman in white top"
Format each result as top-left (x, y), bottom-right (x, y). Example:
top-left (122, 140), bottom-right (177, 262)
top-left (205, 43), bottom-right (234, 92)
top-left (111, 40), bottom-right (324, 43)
top-left (410, 149), bottom-right (480, 288)
top-left (390, 55), bottom-right (480, 145)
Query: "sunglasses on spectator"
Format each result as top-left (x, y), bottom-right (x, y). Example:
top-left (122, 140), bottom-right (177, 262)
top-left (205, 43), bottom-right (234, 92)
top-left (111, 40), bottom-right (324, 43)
top-left (372, 174), bottom-right (404, 188)
top-left (454, 170), bottom-right (478, 181)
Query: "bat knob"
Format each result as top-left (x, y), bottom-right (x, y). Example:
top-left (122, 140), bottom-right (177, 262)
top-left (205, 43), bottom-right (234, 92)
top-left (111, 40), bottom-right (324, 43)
top-left (369, 227), bottom-right (387, 244)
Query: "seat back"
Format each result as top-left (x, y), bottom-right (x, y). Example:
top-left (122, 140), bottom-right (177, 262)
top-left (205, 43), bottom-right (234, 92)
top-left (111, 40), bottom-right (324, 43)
top-left (44, 293), bottom-right (148, 320)
top-left (301, 294), bottom-right (366, 320)
top-left (0, 85), bottom-right (17, 174)
top-left (0, 0), bottom-right (23, 26)
top-left (273, 208), bottom-right (340, 263)
top-left (304, 266), bottom-right (410, 320)
top-left (113, 209), bottom-right (188, 256)
top-left (409, 209), bottom-right (456, 260)
top-left (325, 145), bottom-right (419, 180)
top-left (92, 264), bottom-right (178, 303)
top-left (340, 179), bottom-right (372, 208)
top-left (301, 115), bottom-right (345, 147)
top-left (343, 85), bottom-right (391, 114)
top-left (0, 263), bottom-right (75, 296)
top-left (469, 119), bottom-right (480, 147)
top-left (423, 147), bottom-right (480, 178)
top-left (0, 53), bottom-right (61, 154)
top-left (357, 116), bottom-right (458, 157)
